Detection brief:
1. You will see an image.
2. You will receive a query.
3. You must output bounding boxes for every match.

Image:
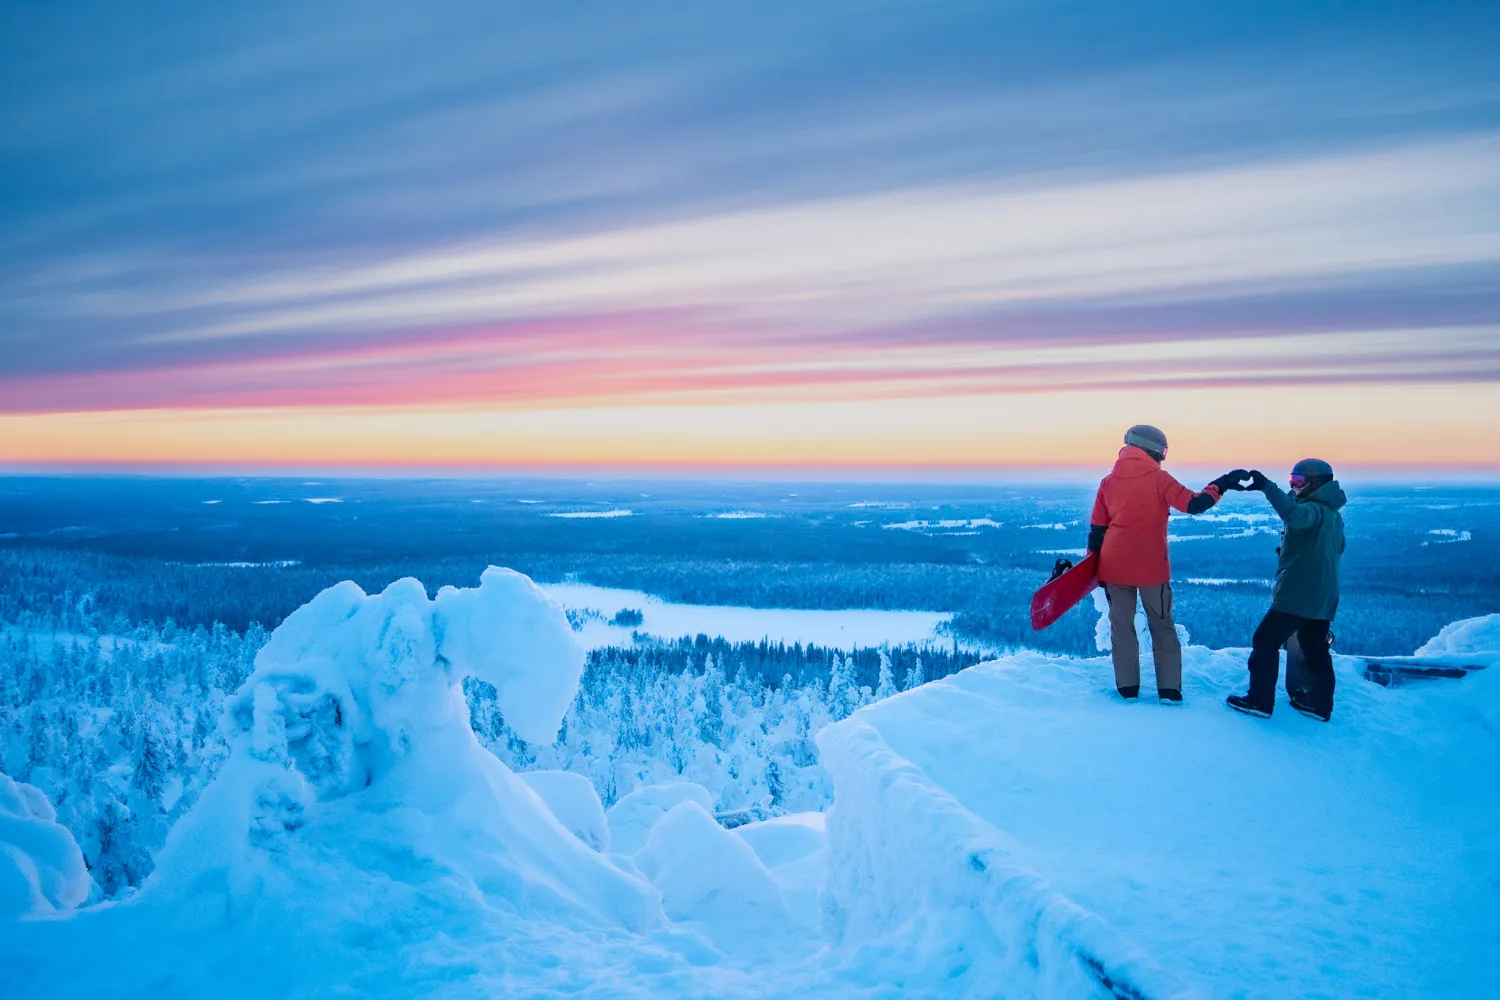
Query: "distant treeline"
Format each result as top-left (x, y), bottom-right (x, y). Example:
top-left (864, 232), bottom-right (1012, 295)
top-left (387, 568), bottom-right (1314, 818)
top-left (1, 535), bottom-right (1495, 659)
top-left (584, 634), bottom-right (985, 692)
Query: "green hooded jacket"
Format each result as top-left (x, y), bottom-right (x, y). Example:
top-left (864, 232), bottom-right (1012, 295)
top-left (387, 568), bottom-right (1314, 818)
top-left (1263, 478), bottom-right (1347, 621)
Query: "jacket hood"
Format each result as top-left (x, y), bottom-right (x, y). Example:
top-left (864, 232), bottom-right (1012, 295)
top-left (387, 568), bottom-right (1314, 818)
top-left (1301, 479), bottom-right (1347, 510)
top-left (1111, 445), bottom-right (1162, 479)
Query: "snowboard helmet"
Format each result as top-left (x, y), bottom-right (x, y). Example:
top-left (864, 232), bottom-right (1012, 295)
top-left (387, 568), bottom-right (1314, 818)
top-left (1290, 458), bottom-right (1334, 493)
top-left (1123, 424), bottom-right (1168, 461)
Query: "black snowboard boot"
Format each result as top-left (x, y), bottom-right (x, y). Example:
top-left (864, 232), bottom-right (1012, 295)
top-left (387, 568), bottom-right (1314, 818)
top-left (1289, 696), bottom-right (1331, 722)
top-left (1118, 685), bottom-right (1140, 700)
top-left (1226, 693), bottom-right (1272, 718)
top-left (1158, 689), bottom-right (1183, 705)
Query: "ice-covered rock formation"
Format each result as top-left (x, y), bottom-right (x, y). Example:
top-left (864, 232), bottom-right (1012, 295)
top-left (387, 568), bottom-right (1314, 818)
top-left (0, 774), bottom-right (92, 918)
top-left (143, 567), bottom-right (661, 931)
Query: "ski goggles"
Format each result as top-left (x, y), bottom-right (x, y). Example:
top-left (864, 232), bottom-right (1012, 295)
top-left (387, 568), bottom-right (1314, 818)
top-left (1289, 473), bottom-right (1309, 489)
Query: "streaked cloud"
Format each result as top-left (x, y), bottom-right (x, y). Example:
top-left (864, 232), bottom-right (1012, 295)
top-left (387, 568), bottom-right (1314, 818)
top-left (2, 0), bottom-right (1498, 466)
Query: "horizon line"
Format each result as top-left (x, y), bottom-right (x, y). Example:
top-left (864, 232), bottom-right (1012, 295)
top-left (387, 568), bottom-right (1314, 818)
top-left (4, 459), bottom-right (1500, 485)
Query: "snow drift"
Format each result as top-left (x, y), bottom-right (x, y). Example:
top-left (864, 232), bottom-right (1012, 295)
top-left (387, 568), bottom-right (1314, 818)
top-left (0, 773), bottom-right (91, 918)
top-left (520, 770), bottom-right (610, 852)
top-left (606, 781), bottom-right (716, 856)
top-left (634, 800), bottom-right (786, 927)
top-left (1415, 612), bottom-right (1500, 661)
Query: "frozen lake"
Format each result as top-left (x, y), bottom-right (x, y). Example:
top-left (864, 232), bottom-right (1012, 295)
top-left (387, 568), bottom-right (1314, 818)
top-left (539, 582), bottom-right (957, 650)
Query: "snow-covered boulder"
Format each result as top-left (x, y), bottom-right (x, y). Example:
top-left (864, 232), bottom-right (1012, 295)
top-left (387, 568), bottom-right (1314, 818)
top-left (1415, 614), bottom-right (1500, 659)
top-left (606, 782), bottom-right (714, 855)
top-left (141, 568), bottom-right (662, 933)
top-left (0, 773), bottom-right (91, 918)
top-left (521, 770), bottom-right (610, 851)
top-left (734, 812), bottom-right (827, 931)
top-left (633, 801), bottom-right (785, 928)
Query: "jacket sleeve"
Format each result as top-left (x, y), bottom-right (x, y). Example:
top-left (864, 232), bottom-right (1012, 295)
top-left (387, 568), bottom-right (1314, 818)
top-left (1264, 481), bottom-right (1320, 529)
top-left (1090, 482), bottom-right (1109, 527)
top-left (1162, 472), bottom-right (1222, 515)
top-left (1088, 483), bottom-right (1109, 553)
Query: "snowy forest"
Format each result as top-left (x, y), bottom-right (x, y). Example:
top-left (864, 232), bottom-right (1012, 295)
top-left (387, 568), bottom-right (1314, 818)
top-left (0, 612), bottom-right (975, 895)
top-left (2, 476), bottom-right (1497, 905)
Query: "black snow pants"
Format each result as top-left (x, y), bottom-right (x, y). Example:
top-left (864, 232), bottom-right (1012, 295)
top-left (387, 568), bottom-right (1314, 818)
top-left (1247, 609), bottom-right (1334, 715)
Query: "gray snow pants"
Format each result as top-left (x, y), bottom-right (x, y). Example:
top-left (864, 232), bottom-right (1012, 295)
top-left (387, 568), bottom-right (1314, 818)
top-left (1103, 582), bottom-right (1182, 693)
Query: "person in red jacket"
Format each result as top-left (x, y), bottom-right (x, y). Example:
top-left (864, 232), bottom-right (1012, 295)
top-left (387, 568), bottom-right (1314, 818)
top-left (1088, 424), bottom-right (1246, 704)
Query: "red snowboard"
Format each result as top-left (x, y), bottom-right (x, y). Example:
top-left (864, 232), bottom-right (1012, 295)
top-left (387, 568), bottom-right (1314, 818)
top-left (1030, 552), bottom-right (1099, 631)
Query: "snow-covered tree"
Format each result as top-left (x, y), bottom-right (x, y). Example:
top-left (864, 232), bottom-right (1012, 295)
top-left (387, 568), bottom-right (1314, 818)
top-left (875, 650), bottom-right (897, 700)
top-left (904, 655), bottom-right (926, 691)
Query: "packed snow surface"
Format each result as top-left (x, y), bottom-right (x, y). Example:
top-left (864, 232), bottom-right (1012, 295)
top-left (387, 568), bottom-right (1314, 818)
top-left (521, 770), bottom-right (611, 852)
top-left (819, 615), bottom-right (1500, 999)
top-left (540, 582), bottom-right (955, 650)
top-left (734, 812), bottom-right (827, 933)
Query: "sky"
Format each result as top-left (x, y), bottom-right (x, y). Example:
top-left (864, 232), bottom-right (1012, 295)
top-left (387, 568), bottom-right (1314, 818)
top-left (2, 0), bottom-right (1498, 476)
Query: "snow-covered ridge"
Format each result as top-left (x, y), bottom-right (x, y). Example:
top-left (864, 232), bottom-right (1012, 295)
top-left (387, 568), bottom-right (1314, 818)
top-left (819, 622), bottom-right (1500, 999)
top-left (818, 714), bottom-right (1193, 1000)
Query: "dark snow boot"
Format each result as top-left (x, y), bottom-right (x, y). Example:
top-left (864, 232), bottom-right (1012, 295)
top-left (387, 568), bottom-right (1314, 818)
top-left (1158, 689), bottom-right (1183, 705)
top-left (1289, 696), bottom-right (1331, 722)
top-left (1226, 694), bottom-right (1272, 718)
top-left (1118, 685), bottom-right (1140, 700)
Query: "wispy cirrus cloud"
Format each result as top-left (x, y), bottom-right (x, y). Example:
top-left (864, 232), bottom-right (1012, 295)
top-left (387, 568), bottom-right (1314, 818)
top-left (3, 0), bottom-right (1499, 466)
top-left (3, 136), bottom-right (1499, 412)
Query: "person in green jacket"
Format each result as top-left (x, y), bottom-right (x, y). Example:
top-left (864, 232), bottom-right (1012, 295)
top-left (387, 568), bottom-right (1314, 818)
top-left (1226, 459), bottom-right (1347, 722)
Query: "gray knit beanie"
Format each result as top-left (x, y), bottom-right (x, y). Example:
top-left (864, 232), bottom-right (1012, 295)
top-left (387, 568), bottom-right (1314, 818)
top-left (1123, 424), bottom-right (1168, 456)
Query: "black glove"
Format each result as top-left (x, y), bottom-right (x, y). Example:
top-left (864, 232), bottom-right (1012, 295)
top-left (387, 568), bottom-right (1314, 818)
top-left (1211, 469), bottom-right (1251, 492)
top-left (1246, 470), bottom-right (1271, 492)
top-left (1048, 557), bottom-right (1073, 582)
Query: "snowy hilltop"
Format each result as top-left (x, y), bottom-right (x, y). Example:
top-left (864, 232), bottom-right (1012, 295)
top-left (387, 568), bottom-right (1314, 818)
top-left (2, 567), bottom-right (1498, 999)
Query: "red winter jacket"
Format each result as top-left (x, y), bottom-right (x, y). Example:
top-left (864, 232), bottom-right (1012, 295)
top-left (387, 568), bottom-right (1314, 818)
top-left (1090, 446), bottom-right (1222, 587)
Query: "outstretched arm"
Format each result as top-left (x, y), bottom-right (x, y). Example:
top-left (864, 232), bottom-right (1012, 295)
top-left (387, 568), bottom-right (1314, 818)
top-left (1183, 487), bottom-right (1221, 515)
top-left (1184, 469), bottom-right (1251, 514)
top-left (1248, 471), bottom-right (1320, 528)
